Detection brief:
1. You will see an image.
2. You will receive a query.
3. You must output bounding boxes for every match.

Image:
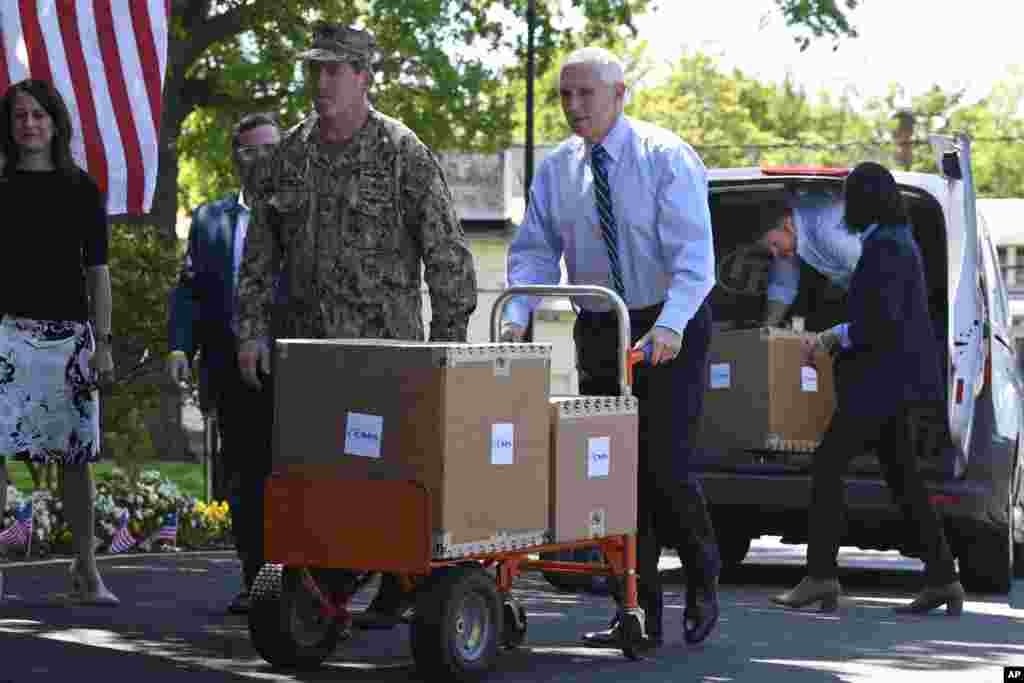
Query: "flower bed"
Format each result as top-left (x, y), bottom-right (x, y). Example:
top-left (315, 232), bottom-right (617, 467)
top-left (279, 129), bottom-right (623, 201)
top-left (1, 468), bottom-right (233, 558)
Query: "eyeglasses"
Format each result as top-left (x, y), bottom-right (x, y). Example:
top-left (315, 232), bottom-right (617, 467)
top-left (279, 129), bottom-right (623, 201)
top-left (235, 144), bottom-right (277, 162)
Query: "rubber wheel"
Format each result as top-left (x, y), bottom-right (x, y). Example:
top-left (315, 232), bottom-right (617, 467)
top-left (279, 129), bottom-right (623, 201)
top-left (410, 566), bottom-right (502, 682)
top-left (501, 598), bottom-right (527, 650)
top-left (248, 564), bottom-right (344, 669)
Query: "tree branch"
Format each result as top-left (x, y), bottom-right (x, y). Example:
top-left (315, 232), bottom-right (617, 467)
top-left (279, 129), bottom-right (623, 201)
top-left (179, 4), bottom-right (252, 69)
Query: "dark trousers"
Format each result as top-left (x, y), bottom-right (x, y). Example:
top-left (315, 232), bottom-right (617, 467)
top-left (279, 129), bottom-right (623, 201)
top-left (213, 364), bottom-right (273, 590)
top-left (574, 300), bottom-right (719, 628)
top-left (807, 402), bottom-right (957, 586)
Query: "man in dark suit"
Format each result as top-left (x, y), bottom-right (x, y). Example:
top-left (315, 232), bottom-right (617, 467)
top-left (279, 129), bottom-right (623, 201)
top-left (167, 112), bottom-right (281, 614)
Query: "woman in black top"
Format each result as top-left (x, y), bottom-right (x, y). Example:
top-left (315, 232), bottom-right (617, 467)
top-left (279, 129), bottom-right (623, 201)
top-left (771, 162), bottom-right (962, 616)
top-left (0, 79), bottom-right (118, 605)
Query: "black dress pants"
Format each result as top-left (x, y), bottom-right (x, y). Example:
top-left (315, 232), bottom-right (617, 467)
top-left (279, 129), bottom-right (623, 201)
top-left (806, 402), bottom-right (957, 587)
top-left (214, 364), bottom-right (273, 590)
top-left (574, 300), bottom-right (719, 625)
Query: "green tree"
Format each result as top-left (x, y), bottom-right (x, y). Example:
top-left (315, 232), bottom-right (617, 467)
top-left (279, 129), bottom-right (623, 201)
top-left (162, 0), bottom-right (860, 228)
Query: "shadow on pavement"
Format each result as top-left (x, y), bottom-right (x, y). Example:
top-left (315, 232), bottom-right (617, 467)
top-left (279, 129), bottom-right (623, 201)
top-left (0, 552), bottom-right (1021, 682)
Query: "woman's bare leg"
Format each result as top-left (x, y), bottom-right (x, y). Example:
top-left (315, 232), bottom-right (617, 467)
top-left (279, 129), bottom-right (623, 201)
top-left (62, 462), bottom-right (115, 599)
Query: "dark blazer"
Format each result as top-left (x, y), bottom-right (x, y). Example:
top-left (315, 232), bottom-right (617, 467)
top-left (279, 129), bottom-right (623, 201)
top-left (835, 224), bottom-right (944, 419)
top-left (168, 193), bottom-right (247, 404)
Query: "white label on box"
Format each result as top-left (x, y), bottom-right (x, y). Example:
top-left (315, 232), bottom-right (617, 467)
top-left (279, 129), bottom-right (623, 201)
top-left (491, 423), bottom-right (514, 465)
top-left (587, 436), bottom-right (611, 478)
top-left (710, 362), bottom-right (731, 389)
top-left (344, 412), bottom-right (383, 459)
top-left (801, 366), bottom-right (818, 392)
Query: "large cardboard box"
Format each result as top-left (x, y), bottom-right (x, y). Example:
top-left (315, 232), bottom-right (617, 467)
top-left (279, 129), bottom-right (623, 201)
top-left (271, 339), bottom-right (553, 559)
top-left (548, 396), bottom-right (639, 543)
top-left (698, 328), bottom-right (835, 452)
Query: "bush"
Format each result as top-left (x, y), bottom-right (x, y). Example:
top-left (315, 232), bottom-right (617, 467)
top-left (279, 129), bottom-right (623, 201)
top-left (1, 469), bottom-right (232, 556)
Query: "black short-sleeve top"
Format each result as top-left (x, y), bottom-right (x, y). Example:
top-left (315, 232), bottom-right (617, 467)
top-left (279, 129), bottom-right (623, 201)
top-left (0, 168), bottom-right (109, 323)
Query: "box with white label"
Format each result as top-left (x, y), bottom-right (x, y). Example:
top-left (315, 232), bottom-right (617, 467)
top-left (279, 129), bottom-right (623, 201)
top-left (271, 339), bottom-right (552, 558)
top-left (698, 328), bottom-right (835, 453)
top-left (549, 395), bottom-right (639, 543)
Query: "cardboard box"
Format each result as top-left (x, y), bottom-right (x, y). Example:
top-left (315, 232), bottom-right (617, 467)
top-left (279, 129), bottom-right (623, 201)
top-left (271, 339), bottom-right (553, 559)
top-left (698, 328), bottom-right (835, 452)
top-left (548, 395), bottom-right (639, 543)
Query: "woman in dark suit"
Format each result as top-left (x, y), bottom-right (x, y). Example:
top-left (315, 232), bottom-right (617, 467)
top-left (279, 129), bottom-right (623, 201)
top-left (771, 161), bottom-right (963, 615)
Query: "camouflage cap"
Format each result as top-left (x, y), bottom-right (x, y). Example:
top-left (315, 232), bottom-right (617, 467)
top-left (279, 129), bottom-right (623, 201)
top-left (299, 23), bottom-right (377, 66)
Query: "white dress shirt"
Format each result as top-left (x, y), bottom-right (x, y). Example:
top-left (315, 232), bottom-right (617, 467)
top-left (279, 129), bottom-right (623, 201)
top-left (505, 115), bottom-right (715, 335)
top-left (766, 193), bottom-right (862, 305)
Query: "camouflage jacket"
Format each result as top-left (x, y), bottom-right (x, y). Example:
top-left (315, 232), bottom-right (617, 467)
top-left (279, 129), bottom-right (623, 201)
top-left (235, 108), bottom-right (477, 344)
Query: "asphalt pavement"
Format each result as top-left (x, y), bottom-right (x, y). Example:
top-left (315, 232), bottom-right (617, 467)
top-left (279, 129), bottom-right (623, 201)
top-left (0, 542), bottom-right (1022, 682)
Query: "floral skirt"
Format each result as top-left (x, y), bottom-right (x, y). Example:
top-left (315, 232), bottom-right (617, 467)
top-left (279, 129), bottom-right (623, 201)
top-left (0, 316), bottom-right (100, 464)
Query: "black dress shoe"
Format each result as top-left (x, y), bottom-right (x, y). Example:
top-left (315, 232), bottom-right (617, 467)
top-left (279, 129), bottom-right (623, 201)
top-left (581, 614), bottom-right (662, 648)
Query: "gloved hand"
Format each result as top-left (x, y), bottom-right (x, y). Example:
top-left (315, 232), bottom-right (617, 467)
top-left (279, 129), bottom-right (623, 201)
top-left (499, 321), bottom-right (525, 343)
top-left (167, 350), bottom-right (189, 385)
top-left (238, 338), bottom-right (271, 389)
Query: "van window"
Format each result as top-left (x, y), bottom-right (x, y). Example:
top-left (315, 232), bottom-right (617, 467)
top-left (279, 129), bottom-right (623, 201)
top-left (978, 214), bottom-right (1011, 330)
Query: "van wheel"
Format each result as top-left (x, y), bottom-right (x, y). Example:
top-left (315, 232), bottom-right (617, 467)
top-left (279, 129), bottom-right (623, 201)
top-left (956, 490), bottom-right (1015, 594)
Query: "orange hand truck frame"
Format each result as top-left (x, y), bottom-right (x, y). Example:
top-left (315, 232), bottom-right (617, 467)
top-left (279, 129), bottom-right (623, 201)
top-left (247, 285), bottom-right (649, 681)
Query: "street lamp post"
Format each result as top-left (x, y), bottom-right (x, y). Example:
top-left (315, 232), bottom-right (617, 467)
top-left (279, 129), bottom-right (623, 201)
top-left (525, 0), bottom-right (536, 205)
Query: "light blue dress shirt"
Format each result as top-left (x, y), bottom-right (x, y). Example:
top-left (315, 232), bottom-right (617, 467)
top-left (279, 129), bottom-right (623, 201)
top-left (505, 115), bottom-right (715, 335)
top-left (766, 194), bottom-right (862, 305)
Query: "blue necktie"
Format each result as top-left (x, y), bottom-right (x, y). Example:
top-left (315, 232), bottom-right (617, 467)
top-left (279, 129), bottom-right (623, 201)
top-left (592, 143), bottom-right (625, 298)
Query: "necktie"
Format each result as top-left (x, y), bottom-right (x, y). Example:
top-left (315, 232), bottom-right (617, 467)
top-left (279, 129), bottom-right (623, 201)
top-left (592, 143), bottom-right (625, 298)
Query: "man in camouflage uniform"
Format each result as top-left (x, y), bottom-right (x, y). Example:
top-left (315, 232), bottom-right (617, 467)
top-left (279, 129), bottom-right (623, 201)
top-left (235, 23), bottom-right (477, 628)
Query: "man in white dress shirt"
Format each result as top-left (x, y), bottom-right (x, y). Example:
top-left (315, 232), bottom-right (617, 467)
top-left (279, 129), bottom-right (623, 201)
top-left (502, 47), bottom-right (720, 648)
top-left (759, 193), bottom-right (862, 328)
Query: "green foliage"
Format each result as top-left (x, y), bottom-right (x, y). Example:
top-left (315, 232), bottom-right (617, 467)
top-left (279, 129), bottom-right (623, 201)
top-left (104, 225), bottom-right (181, 476)
top-left (171, 0), bottom-right (858, 212)
top-left (774, 0), bottom-right (860, 51)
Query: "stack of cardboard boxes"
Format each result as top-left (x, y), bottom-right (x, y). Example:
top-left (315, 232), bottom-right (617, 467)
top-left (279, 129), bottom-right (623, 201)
top-left (267, 339), bottom-right (640, 561)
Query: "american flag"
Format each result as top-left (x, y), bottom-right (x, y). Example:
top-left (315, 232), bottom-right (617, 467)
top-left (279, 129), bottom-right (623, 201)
top-left (108, 510), bottom-right (136, 553)
top-left (0, 500), bottom-right (33, 554)
top-left (153, 510), bottom-right (177, 544)
top-left (0, 1), bottom-right (170, 216)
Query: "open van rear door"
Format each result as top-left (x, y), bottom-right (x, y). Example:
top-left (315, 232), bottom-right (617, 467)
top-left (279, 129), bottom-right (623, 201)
top-left (932, 133), bottom-right (985, 474)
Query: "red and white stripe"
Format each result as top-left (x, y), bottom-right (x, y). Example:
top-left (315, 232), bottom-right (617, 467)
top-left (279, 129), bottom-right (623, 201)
top-left (0, 1), bottom-right (169, 216)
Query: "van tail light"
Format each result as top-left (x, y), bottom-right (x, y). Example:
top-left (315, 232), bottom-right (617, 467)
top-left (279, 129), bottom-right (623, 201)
top-left (955, 378), bottom-right (965, 404)
top-left (929, 494), bottom-right (961, 506)
top-left (760, 165), bottom-right (850, 177)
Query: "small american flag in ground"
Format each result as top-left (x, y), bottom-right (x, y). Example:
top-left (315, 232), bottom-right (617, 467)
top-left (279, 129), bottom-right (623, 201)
top-left (154, 510), bottom-right (177, 544)
top-left (0, 501), bottom-right (33, 553)
top-left (108, 510), bottom-right (136, 553)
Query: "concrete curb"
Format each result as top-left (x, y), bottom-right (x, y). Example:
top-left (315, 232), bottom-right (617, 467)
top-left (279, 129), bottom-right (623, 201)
top-left (0, 549), bottom-right (237, 570)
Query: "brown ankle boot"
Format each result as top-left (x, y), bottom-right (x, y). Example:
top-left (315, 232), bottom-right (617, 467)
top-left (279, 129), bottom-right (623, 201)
top-left (771, 576), bottom-right (840, 611)
top-left (893, 581), bottom-right (964, 616)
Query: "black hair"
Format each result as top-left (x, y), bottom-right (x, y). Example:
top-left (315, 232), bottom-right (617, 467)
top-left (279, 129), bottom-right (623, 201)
top-left (843, 161), bottom-right (909, 231)
top-left (231, 112), bottom-right (279, 150)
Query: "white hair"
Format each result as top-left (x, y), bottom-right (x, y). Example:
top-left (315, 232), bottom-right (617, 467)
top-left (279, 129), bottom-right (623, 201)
top-left (560, 47), bottom-right (625, 86)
